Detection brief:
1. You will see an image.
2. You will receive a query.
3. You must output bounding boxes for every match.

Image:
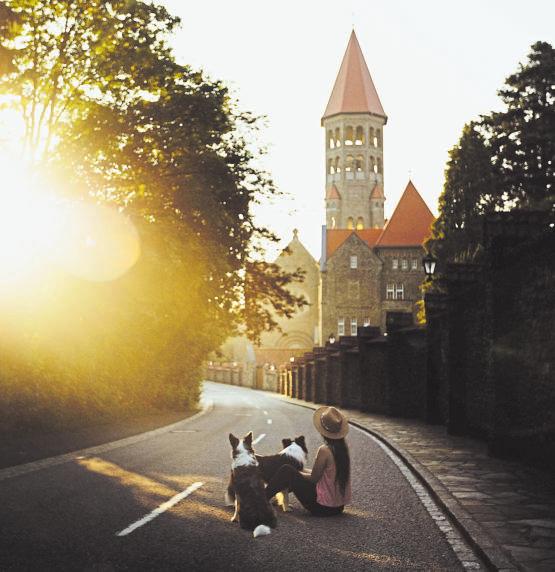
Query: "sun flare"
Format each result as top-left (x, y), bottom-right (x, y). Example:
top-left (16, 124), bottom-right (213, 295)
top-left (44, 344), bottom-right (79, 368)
top-left (0, 153), bottom-right (140, 286)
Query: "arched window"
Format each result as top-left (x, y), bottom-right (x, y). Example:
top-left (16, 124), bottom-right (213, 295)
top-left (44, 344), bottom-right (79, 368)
top-left (345, 155), bottom-right (354, 172)
top-left (356, 217), bottom-right (364, 230)
top-left (377, 157), bottom-right (383, 174)
top-left (370, 156), bottom-right (376, 173)
top-left (328, 130), bottom-right (334, 149)
top-left (355, 154), bottom-right (364, 172)
top-left (376, 129), bottom-right (382, 147)
top-left (355, 126), bottom-right (365, 145)
top-left (347, 216), bottom-right (354, 230)
top-left (369, 127), bottom-right (375, 146)
top-left (331, 216), bottom-right (336, 229)
top-left (334, 156), bottom-right (341, 173)
top-left (344, 126), bottom-right (354, 146)
top-left (334, 127), bottom-right (341, 148)
top-left (328, 158), bottom-right (334, 174)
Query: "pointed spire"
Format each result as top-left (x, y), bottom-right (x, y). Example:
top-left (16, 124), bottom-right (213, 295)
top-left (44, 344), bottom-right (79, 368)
top-left (322, 31), bottom-right (386, 123)
top-left (376, 181), bottom-right (434, 246)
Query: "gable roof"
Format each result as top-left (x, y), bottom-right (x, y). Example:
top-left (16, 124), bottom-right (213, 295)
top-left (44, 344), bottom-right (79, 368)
top-left (326, 228), bottom-right (382, 258)
top-left (326, 185), bottom-right (341, 200)
top-left (322, 30), bottom-right (386, 123)
top-left (375, 181), bottom-right (434, 247)
top-left (369, 183), bottom-right (384, 199)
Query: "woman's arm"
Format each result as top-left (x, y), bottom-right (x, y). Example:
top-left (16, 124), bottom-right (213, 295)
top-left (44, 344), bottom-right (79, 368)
top-left (305, 446), bottom-right (330, 484)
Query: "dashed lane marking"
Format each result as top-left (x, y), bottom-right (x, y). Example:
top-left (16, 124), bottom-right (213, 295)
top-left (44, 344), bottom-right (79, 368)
top-left (253, 433), bottom-right (266, 445)
top-left (116, 481), bottom-right (204, 537)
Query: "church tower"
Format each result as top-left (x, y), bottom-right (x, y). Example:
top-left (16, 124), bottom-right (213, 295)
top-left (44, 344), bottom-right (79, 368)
top-left (323, 31), bottom-right (387, 230)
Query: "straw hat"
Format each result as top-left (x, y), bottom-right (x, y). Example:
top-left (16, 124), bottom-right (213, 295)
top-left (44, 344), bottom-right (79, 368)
top-left (313, 406), bottom-right (349, 439)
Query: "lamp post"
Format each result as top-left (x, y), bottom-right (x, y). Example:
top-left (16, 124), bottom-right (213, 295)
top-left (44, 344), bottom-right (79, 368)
top-left (422, 252), bottom-right (437, 280)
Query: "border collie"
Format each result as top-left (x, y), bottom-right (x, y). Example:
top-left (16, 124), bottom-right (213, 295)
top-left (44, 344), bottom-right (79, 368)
top-left (228, 432), bottom-right (277, 538)
top-left (226, 435), bottom-right (308, 512)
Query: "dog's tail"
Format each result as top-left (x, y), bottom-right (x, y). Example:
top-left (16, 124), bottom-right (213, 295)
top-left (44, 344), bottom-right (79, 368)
top-left (253, 524), bottom-right (271, 538)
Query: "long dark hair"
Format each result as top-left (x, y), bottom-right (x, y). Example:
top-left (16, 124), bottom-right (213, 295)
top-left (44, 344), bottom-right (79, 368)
top-left (324, 436), bottom-right (350, 495)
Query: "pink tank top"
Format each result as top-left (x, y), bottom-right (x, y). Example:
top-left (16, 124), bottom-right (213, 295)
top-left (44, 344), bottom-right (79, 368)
top-left (316, 455), bottom-right (352, 507)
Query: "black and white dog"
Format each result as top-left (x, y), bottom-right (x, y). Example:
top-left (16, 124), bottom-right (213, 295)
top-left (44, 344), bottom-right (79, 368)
top-left (226, 435), bottom-right (308, 513)
top-left (228, 432), bottom-right (277, 538)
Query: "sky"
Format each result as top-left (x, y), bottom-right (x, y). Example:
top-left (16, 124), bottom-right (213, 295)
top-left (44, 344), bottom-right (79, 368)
top-left (161, 0), bottom-right (554, 259)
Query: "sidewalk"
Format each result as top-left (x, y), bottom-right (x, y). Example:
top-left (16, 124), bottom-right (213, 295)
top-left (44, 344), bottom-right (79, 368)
top-left (275, 394), bottom-right (555, 572)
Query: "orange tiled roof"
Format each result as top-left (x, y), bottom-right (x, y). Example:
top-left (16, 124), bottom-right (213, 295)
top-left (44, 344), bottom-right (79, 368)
top-left (322, 30), bottom-right (386, 122)
top-left (375, 181), bottom-right (434, 247)
top-left (327, 228), bottom-right (382, 258)
top-left (369, 183), bottom-right (384, 199)
top-left (326, 185), bottom-right (341, 200)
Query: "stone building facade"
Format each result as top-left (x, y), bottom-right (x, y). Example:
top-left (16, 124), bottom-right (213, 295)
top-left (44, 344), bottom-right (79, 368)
top-left (319, 31), bottom-right (434, 339)
top-left (256, 229), bottom-right (320, 363)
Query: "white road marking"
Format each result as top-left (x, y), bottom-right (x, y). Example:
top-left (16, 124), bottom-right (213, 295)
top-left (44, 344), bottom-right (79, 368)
top-left (253, 433), bottom-right (266, 445)
top-left (263, 410), bottom-right (268, 415)
top-left (267, 419), bottom-right (272, 425)
top-left (233, 413), bottom-right (252, 416)
top-left (351, 425), bottom-right (484, 569)
top-left (116, 481), bottom-right (204, 537)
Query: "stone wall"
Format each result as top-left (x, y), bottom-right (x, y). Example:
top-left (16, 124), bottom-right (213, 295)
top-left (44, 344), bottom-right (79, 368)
top-left (320, 234), bottom-right (382, 338)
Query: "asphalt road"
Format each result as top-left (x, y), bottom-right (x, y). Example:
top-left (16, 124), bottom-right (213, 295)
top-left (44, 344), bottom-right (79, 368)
top-left (0, 382), bottom-right (468, 571)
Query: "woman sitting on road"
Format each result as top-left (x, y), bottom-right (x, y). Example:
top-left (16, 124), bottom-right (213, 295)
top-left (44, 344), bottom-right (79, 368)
top-left (265, 406), bottom-right (351, 516)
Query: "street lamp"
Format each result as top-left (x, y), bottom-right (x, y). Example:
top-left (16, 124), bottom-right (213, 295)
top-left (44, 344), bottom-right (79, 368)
top-left (328, 333), bottom-right (336, 344)
top-left (422, 253), bottom-right (437, 279)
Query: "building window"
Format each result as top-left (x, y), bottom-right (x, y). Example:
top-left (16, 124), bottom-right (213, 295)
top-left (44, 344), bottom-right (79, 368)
top-left (328, 130), bottom-right (334, 149)
top-left (392, 258), bottom-right (398, 270)
top-left (334, 156), bottom-right (341, 173)
top-left (396, 283), bottom-right (404, 300)
top-left (344, 125), bottom-right (354, 145)
top-left (355, 126), bottom-right (365, 145)
top-left (369, 127), bottom-right (375, 146)
top-left (355, 154), bottom-right (364, 172)
top-left (350, 255), bottom-right (358, 269)
top-left (350, 318), bottom-right (357, 336)
top-left (363, 318), bottom-right (370, 327)
top-left (345, 154), bottom-right (354, 172)
top-left (356, 217), bottom-right (364, 230)
top-left (338, 318), bottom-right (345, 336)
top-left (401, 258), bottom-right (408, 270)
top-left (347, 216), bottom-right (354, 230)
top-left (335, 127), bottom-right (341, 148)
top-left (386, 284), bottom-right (395, 300)
top-left (331, 216), bottom-right (336, 229)
top-left (411, 259), bottom-right (418, 270)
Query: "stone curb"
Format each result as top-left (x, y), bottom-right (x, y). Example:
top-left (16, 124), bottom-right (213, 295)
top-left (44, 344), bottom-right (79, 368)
top-left (270, 392), bottom-right (520, 572)
top-left (0, 399), bottom-right (214, 483)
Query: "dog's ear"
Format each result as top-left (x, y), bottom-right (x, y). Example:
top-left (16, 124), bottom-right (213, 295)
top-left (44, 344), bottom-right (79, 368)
top-left (229, 433), bottom-right (239, 449)
top-left (243, 431), bottom-right (253, 447)
top-left (295, 435), bottom-right (306, 445)
top-left (282, 438), bottom-right (292, 448)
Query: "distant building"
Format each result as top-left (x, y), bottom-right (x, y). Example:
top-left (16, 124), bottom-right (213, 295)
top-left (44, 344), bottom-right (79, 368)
top-left (255, 229), bottom-right (320, 364)
top-left (319, 31), bottom-right (434, 338)
top-left (254, 31), bottom-right (434, 365)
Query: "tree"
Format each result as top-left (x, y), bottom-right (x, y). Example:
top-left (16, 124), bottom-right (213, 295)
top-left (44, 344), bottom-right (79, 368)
top-left (426, 122), bottom-right (497, 270)
top-left (484, 41), bottom-right (555, 211)
top-left (0, 0), bottom-right (306, 427)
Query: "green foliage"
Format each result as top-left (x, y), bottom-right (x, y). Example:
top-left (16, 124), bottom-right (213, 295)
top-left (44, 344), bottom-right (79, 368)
top-left (427, 122), bottom-right (497, 270)
top-left (485, 42), bottom-right (555, 211)
top-left (0, 0), bottom-right (306, 431)
top-left (427, 41), bottom-right (554, 279)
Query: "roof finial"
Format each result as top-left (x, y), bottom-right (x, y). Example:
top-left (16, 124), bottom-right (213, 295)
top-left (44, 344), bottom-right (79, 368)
top-left (293, 228), bottom-right (299, 239)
